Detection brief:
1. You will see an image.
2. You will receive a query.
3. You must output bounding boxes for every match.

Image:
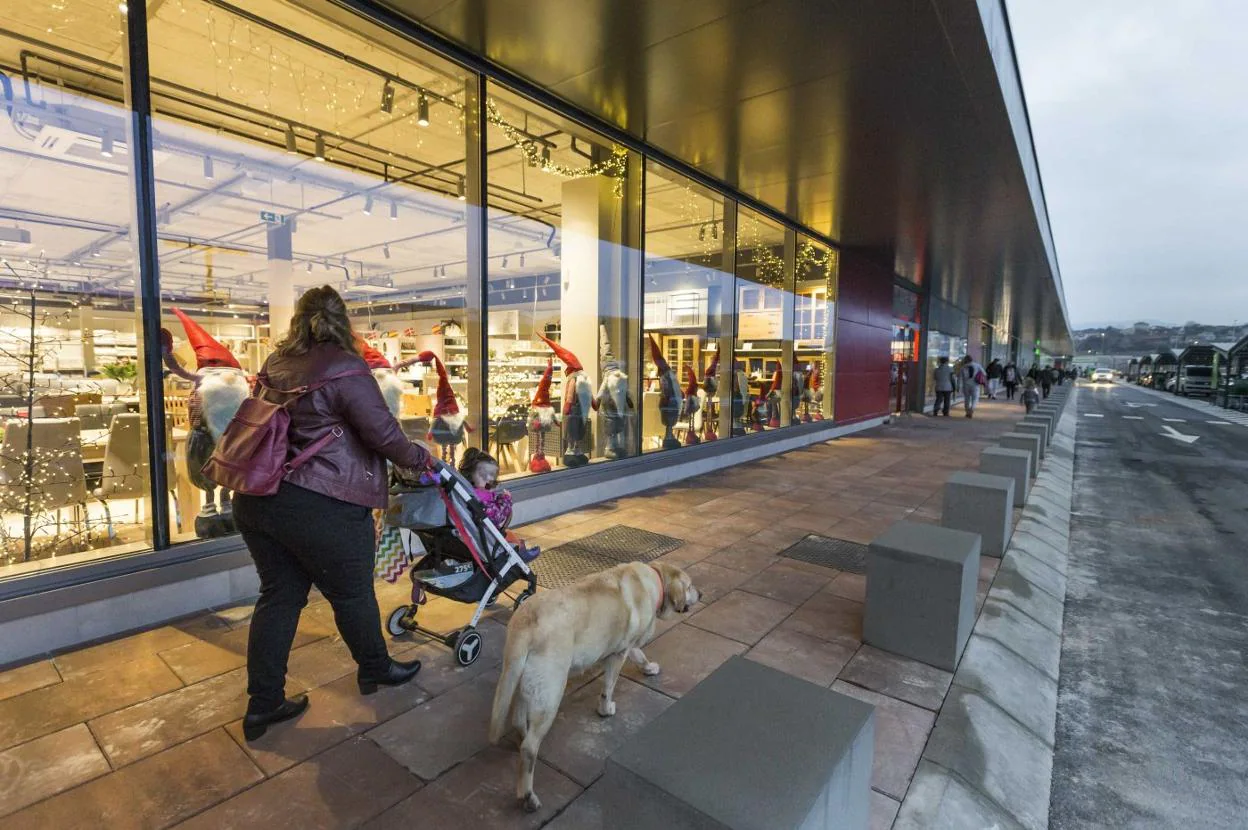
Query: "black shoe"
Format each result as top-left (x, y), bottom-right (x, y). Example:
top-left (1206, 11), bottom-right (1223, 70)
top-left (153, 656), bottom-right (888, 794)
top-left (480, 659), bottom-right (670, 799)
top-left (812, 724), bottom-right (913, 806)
top-left (242, 694), bottom-right (309, 741)
top-left (358, 658), bottom-right (422, 695)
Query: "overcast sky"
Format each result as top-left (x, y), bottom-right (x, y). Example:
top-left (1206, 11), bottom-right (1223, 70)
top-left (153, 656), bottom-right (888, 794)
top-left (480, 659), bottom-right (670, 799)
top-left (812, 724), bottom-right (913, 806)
top-left (1006, 0), bottom-right (1248, 329)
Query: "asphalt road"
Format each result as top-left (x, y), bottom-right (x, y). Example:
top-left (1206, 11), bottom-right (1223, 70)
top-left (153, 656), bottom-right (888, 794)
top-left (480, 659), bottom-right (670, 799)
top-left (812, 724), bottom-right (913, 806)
top-left (1050, 382), bottom-right (1248, 828)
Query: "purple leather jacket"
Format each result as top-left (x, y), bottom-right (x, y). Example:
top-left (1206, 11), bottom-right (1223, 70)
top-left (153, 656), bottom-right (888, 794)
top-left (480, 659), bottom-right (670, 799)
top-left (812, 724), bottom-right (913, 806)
top-left (260, 342), bottom-right (429, 508)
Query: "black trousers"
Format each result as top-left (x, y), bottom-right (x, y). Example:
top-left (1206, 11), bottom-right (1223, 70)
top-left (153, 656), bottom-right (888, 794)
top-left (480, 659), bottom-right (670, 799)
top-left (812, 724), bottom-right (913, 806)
top-left (1004, 382), bottom-right (1017, 400)
top-left (933, 390), bottom-right (952, 416)
top-left (233, 481), bottom-right (390, 713)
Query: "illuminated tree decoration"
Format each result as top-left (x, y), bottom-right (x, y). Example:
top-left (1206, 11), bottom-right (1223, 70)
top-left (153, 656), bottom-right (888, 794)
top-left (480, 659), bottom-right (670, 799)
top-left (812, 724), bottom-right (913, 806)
top-left (486, 100), bottom-right (629, 196)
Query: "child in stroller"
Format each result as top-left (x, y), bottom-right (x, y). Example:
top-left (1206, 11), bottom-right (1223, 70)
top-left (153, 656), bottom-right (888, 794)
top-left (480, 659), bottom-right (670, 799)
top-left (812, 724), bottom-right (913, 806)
top-left (381, 457), bottom-right (538, 666)
top-left (457, 447), bottom-right (539, 564)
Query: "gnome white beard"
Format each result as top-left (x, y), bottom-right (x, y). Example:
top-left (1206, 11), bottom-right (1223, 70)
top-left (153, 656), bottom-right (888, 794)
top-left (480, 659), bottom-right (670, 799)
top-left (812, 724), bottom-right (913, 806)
top-left (372, 369), bottom-right (405, 417)
top-left (532, 405), bottom-right (556, 430)
top-left (598, 369), bottom-right (629, 416)
top-left (199, 368), bottom-right (249, 441)
top-left (693, 388), bottom-right (708, 432)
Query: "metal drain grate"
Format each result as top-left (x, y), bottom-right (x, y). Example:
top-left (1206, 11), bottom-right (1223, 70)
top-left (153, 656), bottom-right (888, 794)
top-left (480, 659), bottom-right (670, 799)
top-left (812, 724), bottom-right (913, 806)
top-left (779, 534), bottom-right (868, 574)
top-left (533, 525), bottom-right (683, 589)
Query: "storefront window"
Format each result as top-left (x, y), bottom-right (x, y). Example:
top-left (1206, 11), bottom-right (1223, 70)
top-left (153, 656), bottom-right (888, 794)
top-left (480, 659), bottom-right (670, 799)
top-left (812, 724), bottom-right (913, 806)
top-left (0, 2), bottom-right (151, 574)
top-left (485, 83), bottom-right (641, 478)
top-left (795, 235), bottom-right (836, 422)
top-left (147, 0), bottom-right (478, 541)
top-left (891, 285), bottom-right (921, 412)
top-left (641, 163), bottom-right (732, 451)
top-left (731, 207), bottom-right (791, 433)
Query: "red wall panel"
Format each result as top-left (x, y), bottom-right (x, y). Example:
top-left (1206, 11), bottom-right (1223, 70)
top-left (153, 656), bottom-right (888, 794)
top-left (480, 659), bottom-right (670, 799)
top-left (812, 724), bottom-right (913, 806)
top-left (834, 252), bottom-right (894, 424)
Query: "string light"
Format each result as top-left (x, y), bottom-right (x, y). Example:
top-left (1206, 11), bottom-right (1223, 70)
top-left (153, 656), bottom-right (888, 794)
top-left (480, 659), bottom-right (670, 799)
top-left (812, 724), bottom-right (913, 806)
top-left (486, 100), bottom-right (628, 196)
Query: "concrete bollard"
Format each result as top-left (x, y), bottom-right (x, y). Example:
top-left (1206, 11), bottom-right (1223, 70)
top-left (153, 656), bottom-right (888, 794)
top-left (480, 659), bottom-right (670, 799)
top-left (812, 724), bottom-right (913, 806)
top-left (999, 432), bottom-right (1042, 477)
top-left (864, 521), bottom-right (981, 671)
top-left (942, 471), bottom-right (1015, 557)
top-left (1023, 412), bottom-right (1055, 442)
top-left (602, 657), bottom-right (875, 830)
top-left (1014, 422), bottom-right (1048, 457)
top-left (980, 447), bottom-right (1031, 506)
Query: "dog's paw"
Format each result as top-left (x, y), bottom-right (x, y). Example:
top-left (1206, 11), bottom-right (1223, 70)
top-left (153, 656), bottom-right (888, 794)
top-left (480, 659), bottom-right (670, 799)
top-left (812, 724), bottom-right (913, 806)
top-left (642, 661), bottom-right (661, 676)
top-left (597, 697), bottom-right (617, 717)
top-left (521, 792), bottom-right (541, 813)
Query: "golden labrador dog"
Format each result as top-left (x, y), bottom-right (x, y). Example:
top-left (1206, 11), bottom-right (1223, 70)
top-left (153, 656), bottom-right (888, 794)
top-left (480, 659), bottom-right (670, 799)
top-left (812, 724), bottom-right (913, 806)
top-left (489, 560), bottom-right (700, 812)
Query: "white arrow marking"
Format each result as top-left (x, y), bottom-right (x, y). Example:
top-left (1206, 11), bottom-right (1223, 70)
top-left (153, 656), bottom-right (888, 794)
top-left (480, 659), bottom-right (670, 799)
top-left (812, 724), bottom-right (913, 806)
top-left (1124, 402), bottom-right (1157, 408)
top-left (1161, 425), bottom-right (1199, 444)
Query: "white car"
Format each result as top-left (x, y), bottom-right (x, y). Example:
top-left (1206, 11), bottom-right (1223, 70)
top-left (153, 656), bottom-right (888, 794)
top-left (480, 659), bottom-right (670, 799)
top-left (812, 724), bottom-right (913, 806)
top-left (1091, 368), bottom-right (1114, 383)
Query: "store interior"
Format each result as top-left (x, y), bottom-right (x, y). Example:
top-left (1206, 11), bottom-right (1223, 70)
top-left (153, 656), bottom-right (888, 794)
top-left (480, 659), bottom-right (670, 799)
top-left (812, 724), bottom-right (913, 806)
top-left (0, 0), bottom-right (838, 570)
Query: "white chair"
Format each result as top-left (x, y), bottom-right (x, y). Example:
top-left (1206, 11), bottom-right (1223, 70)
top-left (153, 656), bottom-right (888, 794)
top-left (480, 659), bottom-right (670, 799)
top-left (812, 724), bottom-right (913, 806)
top-left (93, 413), bottom-right (180, 537)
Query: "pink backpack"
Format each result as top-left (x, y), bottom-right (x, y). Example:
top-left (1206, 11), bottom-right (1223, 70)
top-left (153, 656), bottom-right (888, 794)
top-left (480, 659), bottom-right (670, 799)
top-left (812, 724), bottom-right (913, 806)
top-left (202, 369), bottom-right (369, 496)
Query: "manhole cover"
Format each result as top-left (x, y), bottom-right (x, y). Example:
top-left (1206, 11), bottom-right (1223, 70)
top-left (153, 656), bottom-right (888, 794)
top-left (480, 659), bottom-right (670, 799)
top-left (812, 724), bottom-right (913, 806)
top-left (532, 525), bottom-right (683, 590)
top-left (779, 534), bottom-right (867, 574)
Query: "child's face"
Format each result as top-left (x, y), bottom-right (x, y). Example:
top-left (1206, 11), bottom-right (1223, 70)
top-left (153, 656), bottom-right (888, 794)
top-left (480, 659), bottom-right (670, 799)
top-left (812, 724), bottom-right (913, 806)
top-left (470, 462), bottom-right (499, 490)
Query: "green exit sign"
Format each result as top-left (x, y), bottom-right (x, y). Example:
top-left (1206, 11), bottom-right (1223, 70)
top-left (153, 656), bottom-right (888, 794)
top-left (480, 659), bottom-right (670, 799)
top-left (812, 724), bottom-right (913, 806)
top-left (260, 211), bottom-right (284, 224)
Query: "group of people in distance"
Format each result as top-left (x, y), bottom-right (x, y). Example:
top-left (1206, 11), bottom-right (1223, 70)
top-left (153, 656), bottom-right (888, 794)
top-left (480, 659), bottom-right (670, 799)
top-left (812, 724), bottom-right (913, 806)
top-left (931, 355), bottom-right (1067, 418)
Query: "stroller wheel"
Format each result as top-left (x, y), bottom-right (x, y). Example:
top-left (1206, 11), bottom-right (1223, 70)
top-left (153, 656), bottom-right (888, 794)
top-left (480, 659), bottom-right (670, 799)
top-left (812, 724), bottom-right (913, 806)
top-left (513, 591), bottom-right (532, 611)
top-left (386, 605), bottom-right (414, 638)
top-left (453, 627), bottom-right (482, 666)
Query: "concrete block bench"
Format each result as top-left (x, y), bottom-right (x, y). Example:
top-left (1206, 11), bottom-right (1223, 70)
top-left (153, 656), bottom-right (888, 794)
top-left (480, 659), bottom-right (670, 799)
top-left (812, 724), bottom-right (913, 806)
top-left (942, 471), bottom-right (1014, 557)
top-left (864, 521), bottom-right (981, 671)
top-left (999, 432), bottom-right (1042, 477)
top-left (980, 447), bottom-right (1031, 506)
top-left (597, 657), bottom-right (875, 829)
top-left (1014, 422), bottom-right (1048, 457)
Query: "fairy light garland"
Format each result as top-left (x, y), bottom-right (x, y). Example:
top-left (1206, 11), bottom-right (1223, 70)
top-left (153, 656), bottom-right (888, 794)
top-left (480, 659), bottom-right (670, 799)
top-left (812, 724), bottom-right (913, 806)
top-left (486, 100), bottom-right (628, 196)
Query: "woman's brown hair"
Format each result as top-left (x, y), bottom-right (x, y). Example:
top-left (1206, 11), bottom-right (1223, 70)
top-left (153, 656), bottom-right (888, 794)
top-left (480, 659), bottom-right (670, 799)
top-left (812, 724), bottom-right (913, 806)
top-left (273, 285), bottom-right (359, 358)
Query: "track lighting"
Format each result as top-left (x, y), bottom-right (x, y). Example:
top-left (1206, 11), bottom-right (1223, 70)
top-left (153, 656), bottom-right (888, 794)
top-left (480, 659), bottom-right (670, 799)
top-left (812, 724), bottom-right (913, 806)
top-left (457, 178), bottom-right (466, 201)
top-left (306, 261), bottom-right (313, 273)
top-left (91, 249), bottom-right (101, 258)
top-left (699, 224), bottom-right (706, 242)
top-left (383, 243), bottom-right (390, 259)
top-left (440, 265), bottom-right (447, 277)
top-left (519, 254), bottom-right (525, 267)
top-left (502, 256), bottom-right (508, 269)
top-left (380, 80), bottom-right (395, 114)
top-left (100, 133), bottom-right (114, 158)
top-left (389, 200), bottom-right (398, 220)
top-left (203, 155), bottom-right (214, 180)
top-left (712, 223), bottom-right (719, 240)
top-left (541, 145), bottom-right (551, 167)
top-left (285, 125), bottom-right (297, 154)
top-left (417, 95), bottom-right (430, 127)
top-left (314, 133), bottom-right (326, 161)
top-left (363, 194), bottom-right (374, 215)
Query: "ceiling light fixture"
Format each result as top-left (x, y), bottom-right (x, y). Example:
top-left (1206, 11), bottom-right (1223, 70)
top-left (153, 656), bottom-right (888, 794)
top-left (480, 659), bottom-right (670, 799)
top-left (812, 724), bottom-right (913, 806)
top-left (306, 261), bottom-right (313, 273)
top-left (502, 256), bottom-right (508, 269)
top-left (100, 132), bottom-right (114, 158)
top-left (363, 194), bottom-right (373, 215)
top-left (416, 94), bottom-right (430, 127)
top-left (457, 178), bottom-right (466, 201)
top-left (314, 133), bottom-right (326, 161)
top-left (712, 222), bottom-right (719, 240)
top-left (203, 155), bottom-right (214, 180)
top-left (698, 224), bottom-right (706, 242)
top-left (285, 125), bottom-right (298, 153)
top-left (519, 254), bottom-right (525, 267)
top-left (440, 265), bottom-right (447, 277)
top-left (91, 249), bottom-right (101, 258)
top-left (541, 145), bottom-right (551, 166)
top-left (389, 200), bottom-right (398, 221)
top-left (382, 243), bottom-right (390, 259)
top-left (380, 80), bottom-right (395, 114)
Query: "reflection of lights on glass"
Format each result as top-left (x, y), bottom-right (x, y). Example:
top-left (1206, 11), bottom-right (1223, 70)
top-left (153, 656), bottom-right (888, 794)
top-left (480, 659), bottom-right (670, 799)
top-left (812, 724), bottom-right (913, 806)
top-left (100, 133), bottom-right (114, 157)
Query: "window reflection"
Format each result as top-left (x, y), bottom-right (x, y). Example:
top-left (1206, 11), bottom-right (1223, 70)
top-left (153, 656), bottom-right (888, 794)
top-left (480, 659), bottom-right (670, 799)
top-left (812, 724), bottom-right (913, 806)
top-left (732, 208), bottom-right (790, 433)
top-left (795, 236), bottom-right (836, 421)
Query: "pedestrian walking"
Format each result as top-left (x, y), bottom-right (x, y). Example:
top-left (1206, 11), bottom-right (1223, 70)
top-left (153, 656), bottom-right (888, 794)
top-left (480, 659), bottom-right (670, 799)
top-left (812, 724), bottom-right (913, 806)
top-left (931, 355), bottom-right (955, 416)
top-left (987, 358), bottom-right (1002, 400)
top-left (1002, 361), bottom-right (1019, 400)
top-left (1040, 364), bottom-right (1053, 398)
top-left (230, 286), bottom-right (431, 741)
top-left (1022, 377), bottom-right (1040, 413)
top-left (960, 355), bottom-right (986, 418)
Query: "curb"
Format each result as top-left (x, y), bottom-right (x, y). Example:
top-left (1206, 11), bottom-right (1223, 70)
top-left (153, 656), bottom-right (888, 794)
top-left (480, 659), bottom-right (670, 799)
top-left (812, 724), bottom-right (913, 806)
top-left (895, 390), bottom-right (1077, 830)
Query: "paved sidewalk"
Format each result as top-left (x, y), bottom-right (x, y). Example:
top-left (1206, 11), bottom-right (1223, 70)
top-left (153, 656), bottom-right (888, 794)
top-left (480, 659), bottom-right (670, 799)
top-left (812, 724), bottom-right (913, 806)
top-left (0, 398), bottom-right (1034, 829)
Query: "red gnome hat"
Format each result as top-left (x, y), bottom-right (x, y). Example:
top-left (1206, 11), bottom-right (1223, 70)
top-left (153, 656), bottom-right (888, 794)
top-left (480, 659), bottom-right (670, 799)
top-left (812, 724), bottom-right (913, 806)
top-left (536, 332), bottom-right (582, 375)
top-left (532, 358), bottom-right (554, 408)
top-left (355, 336), bottom-right (392, 370)
top-left (764, 366), bottom-right (783, 429)
top-left (704, 352), bottom-right (719, 382)
top-left (647, 335), bottom-right (671, 376)
top-left (684, 366), bottom-right (699, 399)
top-left (415, 351), bottom-right (458, 416)
top-left (172, 307), bottom-right (240, 369)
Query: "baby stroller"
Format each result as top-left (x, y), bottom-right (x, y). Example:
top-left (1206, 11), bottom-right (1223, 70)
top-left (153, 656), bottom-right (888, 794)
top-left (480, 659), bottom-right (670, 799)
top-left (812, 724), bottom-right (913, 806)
top-left (382, 460), bottom-right (538, 667)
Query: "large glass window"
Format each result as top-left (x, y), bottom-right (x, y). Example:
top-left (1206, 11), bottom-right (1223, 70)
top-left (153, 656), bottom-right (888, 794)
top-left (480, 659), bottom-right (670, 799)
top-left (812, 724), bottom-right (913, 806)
top-left (795, 235), bottom-right (837, 422)
top-left (485, 83), bottom-right (641, 478)
top-left (641, 163), bottom-right (733, 451)
top-left (0, 2), bottom-right (152, 575)
top-left (147, 0), bottom-right (477, 541)
top-left (731, 207), bottom-right (790, 433)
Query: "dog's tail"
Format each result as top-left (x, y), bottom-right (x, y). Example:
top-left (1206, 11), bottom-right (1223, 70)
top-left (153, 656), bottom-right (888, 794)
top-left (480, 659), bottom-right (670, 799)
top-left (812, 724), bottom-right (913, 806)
top-left (489, 631), bottom-right (529, 744)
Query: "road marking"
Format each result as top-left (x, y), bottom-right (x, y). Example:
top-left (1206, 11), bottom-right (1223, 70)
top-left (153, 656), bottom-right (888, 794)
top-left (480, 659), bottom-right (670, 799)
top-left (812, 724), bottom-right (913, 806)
top-left (1084, 413), bottom-right (1104, 418)
top-left (1160, 424), bottom-right (1199, 444)
top-left (1162, 418), bottom-right (1186, 423)
top-left (1123, 415), bottom-right (1143, 420)
top-left (1124, 402), bottom-right (1157, 408)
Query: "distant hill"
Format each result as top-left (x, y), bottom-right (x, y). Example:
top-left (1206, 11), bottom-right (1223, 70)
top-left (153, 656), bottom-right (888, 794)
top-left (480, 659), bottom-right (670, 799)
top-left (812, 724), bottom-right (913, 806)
top-left (1073, 322), bottom-right (1248, 356)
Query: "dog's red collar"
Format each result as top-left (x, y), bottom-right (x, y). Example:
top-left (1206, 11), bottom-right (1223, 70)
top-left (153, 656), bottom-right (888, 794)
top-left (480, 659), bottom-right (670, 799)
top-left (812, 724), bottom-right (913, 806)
top-left (648, 564), bottom-right (664, 613)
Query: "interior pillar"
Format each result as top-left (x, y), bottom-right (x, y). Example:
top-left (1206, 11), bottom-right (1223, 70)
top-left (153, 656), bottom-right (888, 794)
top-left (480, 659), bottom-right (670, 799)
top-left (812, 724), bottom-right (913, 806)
top-left (266, 221), bottom-right (294, 343)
